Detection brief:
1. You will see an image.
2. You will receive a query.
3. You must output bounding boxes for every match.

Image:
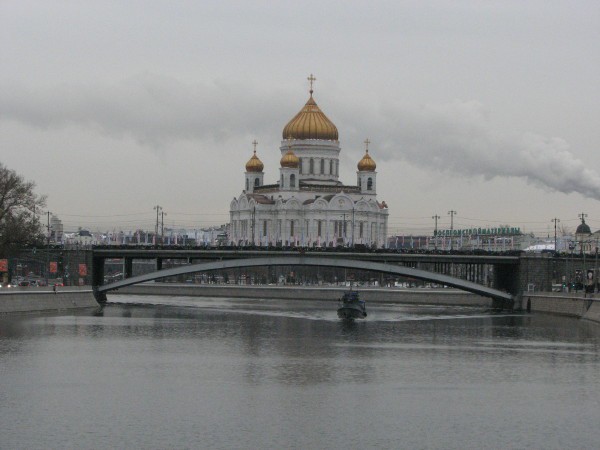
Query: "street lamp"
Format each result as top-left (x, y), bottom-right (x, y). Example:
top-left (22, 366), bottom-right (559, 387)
top-left (448, 210), bottom-right (457, 250)
top-left (161, 210), bottom-right (167, 245)
top-left (45, 211), bottom-right (52, 286)
top-left (551, 217), bottom-right (560, 254)
top-left (153, 205), bottom-right (162, 245)
top-left (432, 214), bottom-right (440, 250)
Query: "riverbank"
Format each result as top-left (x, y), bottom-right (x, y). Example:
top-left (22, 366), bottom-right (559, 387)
top-left (0, 287), bottom-right (99, 314)
top-left (115, 283), bottom-right (492, 306)
top-left (520, 292), bottom-right (600, 324)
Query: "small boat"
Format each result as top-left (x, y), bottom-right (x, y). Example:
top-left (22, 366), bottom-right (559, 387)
top-left (337, 290), bottom-right (367, 320)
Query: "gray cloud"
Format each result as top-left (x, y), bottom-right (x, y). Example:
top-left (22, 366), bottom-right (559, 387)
top-left (2, 76), bottom-right (599, 200)
top-left (0, 73), bottom-right (290, 147)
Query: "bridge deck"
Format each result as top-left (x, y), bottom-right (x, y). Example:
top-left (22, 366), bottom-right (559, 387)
top-left (93, 248), bottom-right (520, 265)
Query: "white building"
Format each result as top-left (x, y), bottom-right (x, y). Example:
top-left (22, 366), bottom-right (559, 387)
top-left (230, 79), bottom-right (389, 248)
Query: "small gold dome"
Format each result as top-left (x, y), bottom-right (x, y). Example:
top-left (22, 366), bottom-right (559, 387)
top-left (282, 95), bottom-right (338, 141)
top-left (245, 150), bottom-right (264, 172)
top-left (280, 149), bottom-right (300, 168)
top-left (357, 150), bottom-right (376, 171)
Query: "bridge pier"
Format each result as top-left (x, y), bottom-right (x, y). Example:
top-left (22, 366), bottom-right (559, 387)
top-left (491, 295), bottom-right (515, 311)
top-left (92, 256), bottom-right (105, 287)
top-left (92, 286), bottom-right (107, 304)
top-left (124, 257), bottom-right (133, 279)
top-left (494, 264), bottom-right (520, 298)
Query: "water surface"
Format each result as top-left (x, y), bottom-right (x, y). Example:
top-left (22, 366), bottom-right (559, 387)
top-left (1, 295), bottom-right (599, 449)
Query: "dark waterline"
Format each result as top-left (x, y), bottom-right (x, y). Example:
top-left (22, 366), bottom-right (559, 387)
top-left (1, 295), bottom-right (599, 449)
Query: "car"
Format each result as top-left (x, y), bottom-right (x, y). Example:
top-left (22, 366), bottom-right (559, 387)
top-left (18, 281), bottom-right (31, 287)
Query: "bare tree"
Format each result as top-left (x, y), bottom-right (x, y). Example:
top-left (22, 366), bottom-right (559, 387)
top-left (559, 224), bottom-right (572, 236)
top-left (0, 163), bottom-right (47, 256)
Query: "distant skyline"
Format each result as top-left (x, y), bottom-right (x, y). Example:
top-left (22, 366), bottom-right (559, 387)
top-left (2, 1), bottom-right (599, 237)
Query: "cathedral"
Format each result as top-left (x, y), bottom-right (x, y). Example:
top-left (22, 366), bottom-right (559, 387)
top-left (229, 76), bottom-right (389, 248)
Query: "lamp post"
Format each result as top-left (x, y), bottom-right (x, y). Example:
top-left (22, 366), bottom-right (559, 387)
top-left (45, 211), bottom-right (51, 287)
top-left (251, 205), bottom-right (256, 246)
top-left (351, 207), bottom-right (355, 247)
top-left (595, 239), bottom-right (599, 293)
top-left (161, 211), bottom-right (166, 245)
top-left (432, 214), bottom-right (440, 250)
top-left (551, 218), bottom-right (560, 254)
top-left (153, 205), bottom-right (162, 245)
top-left (448, 210), bottom-right (457, 250)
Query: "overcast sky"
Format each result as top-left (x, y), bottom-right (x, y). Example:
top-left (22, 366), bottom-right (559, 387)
top-left (1, 1), bottom-right (599, 236)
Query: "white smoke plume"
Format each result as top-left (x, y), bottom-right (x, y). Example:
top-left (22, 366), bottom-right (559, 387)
top-left (350, 99), bottom-right (600, 199)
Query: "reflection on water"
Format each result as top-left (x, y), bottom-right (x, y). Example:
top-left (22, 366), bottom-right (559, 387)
top-left (1, 294), bottom-right (599, 449)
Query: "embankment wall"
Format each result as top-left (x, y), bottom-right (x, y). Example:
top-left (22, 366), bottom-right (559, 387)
top-left (0, 287), bottom-right (99, 314)
top-left (520, 293), bottom-right (600, 324)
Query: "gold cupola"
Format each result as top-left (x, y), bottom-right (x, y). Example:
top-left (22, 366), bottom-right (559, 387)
top-left (282, 74), bottom-right (339, 141)
top-left (357, 139), bottom-right (376, 171)
top-left (280, 149), bottom-right (300, 168)
top-left (245, 150), bottom-right (264, 172)
top-left (245, 140), bottom-right (264, 172)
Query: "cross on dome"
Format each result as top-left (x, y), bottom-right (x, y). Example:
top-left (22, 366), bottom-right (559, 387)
top-left (364, 138), bottom-right (371, 152)
top-left (252, 139), bottom-right (258, 153)
top-left (307, 74), bottom-right (316, 95)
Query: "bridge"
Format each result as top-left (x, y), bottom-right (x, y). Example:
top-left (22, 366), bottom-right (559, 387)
top-left (92, 249), bottom-right (521, 308)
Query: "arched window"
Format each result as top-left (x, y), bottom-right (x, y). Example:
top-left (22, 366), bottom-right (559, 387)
top-left (245, 179), bottom-right (249, 191)
top-left (309, 158), bottom-right (314, 174)
top-left (254, 178), bottom-right (259, 187)
top-left (358, 177), bottom-right (361, 188)
top-left (281, 175), bottom-right (284, 187)
top-left (290, 174), bottom-right (296, 188)
top-left (367, 178), bottom-right (373, 190)
top-left (298, 158), bottom-right (303, 174)
top-left (329, 159), bottom-right (333, 174)
top-left (320, 159), bottom-right (325, 174)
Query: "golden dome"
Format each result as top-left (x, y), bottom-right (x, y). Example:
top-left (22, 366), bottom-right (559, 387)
top-left (245, 150), bottom-right (264, 172)
top-left (280, 149), bottom-right (300, 168)
top-left (282, 94), bottom-right (338, 141)
top-left (357, 150), bottom-right (376, 171)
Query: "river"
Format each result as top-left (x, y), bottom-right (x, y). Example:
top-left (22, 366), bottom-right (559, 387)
top-left (1, 294), bottom-right (599, 449)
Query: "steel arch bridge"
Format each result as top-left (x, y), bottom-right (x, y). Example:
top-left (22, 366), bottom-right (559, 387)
top-left (96, 256), bottom-right (513, 305)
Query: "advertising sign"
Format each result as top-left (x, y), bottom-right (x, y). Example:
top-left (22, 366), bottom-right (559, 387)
top-left (0, 259), bottom-right (7, 272)
top-left (49, 261), bottom-right (58, 273)
top-left (78, 264), bottom-right (87, 276)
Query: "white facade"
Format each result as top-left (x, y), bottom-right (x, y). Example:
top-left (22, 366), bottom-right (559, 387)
top-left (230, 86), bottom-right (388, 248)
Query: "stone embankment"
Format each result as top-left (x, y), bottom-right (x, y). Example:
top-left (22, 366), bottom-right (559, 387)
top-left (0, 287), bottom-right (99, 314)
top-left (519, 293), bottom-right (600, 324)
top-left (116, 283), bottom-right (492, 306)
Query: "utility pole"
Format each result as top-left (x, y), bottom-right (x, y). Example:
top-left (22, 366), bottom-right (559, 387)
top-left (551, 218), bottom-right (560, 254)
top-left (251, 206), bottom-right (256, 245)
top-left (46, 211), bottom-right (51, 286)
top-left (161, 211), bottom-right (166, 245)
top-left (579, 212), bottom-right (588, 255)
top-left (432, 214), bottom-right (440, 250)
top-left (595, 238), bottom-right (599, 293)
top-left (448, 210), bottom-right (457, 250)
top-left (351, 207), bottom-right (355, 247)
top-left (154, 205), bottom-right (162, 245)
